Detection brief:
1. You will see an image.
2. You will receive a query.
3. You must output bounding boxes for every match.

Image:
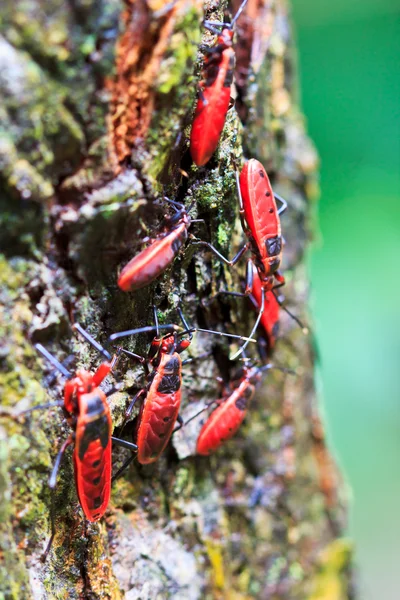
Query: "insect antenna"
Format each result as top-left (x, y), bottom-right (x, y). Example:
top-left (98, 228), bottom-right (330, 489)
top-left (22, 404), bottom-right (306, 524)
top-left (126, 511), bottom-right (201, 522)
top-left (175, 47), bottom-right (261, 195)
top-left (35, 344), bottom-right (72, 378)
top-left (109, 324), bottom-right (182, 343)
top-left (177, 306), bottom-right (193, 341)
top-left (178, 328), bottom-right (257, 344)
top-left (271, 292), bottom-right (309, 334)
top-left (231, 0), bottom-right (249, 26)
top-left (258, 363), bottom-right (297, 376)
top-left (73, 323), bottom-right (112, 360)
top-left (163, 196), bottom-right (185, 212)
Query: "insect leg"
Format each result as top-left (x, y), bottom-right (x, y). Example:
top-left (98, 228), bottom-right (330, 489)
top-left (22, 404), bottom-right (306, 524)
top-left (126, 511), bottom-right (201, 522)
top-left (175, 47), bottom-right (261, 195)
top-left (105, 384), bottom-right (123, 398)
top-left (48, 434), bottom-right (74, 489)
top-left (111, 437), bottom-right (138, 451)
top-left (177, 306), bottom-right (193, 341)
top-left (180, 398), bottom-right (222, 427)
top-left (172, 414), bottom-right (184, 433)
top-left (72, 323), bottom-right (112, 360)
top-left (111, 453), bottom-right (136, 483)
top-left (272, 291), bottom-right (309, 334)
top-left (191, 239), bottom-right (249, 266)
top-left (231, 0), bottom-right (249, 26)
top-left (42, 434), bottom-right (74, 562)
top-left (117, 387), bottom-right (147, 439)
top-left (109, 323), bottom-right (182, 343)
top-left (111, 436), bottom-right (138, 483)
top-left (35, 344), bottom-right (72, 378)
top-left (274, 192), bottom-right (288, 215)
top-left (201, 259), bottom-right (253, 307)
top-left (181, 351), bottom-right (213, 365)
top-left (17, 401), bottom-right (64, 417)
top-left (230, 287), bottom-right (266, 360)
top-left (203, 22), bottom-right (224, 35)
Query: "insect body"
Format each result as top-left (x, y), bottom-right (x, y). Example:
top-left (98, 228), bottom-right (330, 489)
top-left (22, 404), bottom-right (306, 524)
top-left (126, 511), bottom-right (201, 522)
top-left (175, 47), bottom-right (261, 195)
top-left (35, 325), bottom-right (117, 524)
top-left (195, 360), bottom-right (294, 455)
top-left (239, 159), bottom-right (285, 284)
top-left (190, 0), bottom-right (248, 166)
top-left (134, 334), bottom-right (189, 464)
top-left (196, 365), bottom-right (261, 455)
top-left (190, 28), bottom-right (235, 167)
top-left (118, 200), bottom-right (190, 292)
top-left (63, 362), bottom-right (113, 521)
top-left (26, 324), bottom-right (134, 559)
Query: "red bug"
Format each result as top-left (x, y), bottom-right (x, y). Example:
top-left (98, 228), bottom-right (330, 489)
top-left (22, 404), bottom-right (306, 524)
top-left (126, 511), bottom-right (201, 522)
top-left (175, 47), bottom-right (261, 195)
top-left (190, 0), bottom-right (248, 166)
top-left (108, 307), bottom-right (257, 472)
top-left (118, 198), bottom-right (204, 293)
top-left (24, 324), bottom-right (133, 559)
top-left (193, 158), bottom-right (292, 357)
top-left (249, 264), bottom-right (306, 358)
top-left (250, 267), bottom-right (281, 354)
top-left (195, 361), bottom-right (292, 455)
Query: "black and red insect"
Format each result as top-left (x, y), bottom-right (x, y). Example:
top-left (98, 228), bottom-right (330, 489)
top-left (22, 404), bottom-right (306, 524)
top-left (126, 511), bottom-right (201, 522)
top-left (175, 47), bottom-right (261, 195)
top-left (190, 0), bottom-right (248, 166)
top-left (108, 307), bottom-right (256, 472)
top-left (23, 324), bottom-right (133, 559)
top-left (193, 158), bottom-right (292, 356)
top-left (195, 361), bottom-right (291, 455)
top-left (117, 198), bottom-right (205, 293)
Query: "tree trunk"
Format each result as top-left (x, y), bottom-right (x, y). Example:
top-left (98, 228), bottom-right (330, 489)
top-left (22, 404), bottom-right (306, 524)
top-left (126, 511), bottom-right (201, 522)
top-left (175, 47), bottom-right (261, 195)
top-left (0, 1), bottom-right (354, 598)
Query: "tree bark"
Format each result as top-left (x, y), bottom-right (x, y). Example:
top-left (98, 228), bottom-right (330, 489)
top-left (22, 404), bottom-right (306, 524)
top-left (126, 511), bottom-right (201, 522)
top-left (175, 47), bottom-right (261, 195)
top-left (0, 1), bottom-right (354, 598)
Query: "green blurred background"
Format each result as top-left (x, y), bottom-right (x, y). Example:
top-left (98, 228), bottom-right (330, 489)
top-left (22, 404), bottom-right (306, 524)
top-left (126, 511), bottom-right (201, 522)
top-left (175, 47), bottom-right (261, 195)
top-left (291, 0), bottom-right (400, 598)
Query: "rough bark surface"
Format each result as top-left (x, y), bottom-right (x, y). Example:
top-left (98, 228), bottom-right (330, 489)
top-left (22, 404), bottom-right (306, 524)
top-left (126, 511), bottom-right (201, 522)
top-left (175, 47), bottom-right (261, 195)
top-left (0, 1), bottom-right (354, 598)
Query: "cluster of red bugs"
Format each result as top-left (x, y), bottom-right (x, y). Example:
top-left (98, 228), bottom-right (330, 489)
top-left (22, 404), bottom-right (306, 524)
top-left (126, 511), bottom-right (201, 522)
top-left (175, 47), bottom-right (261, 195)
top-left (24, 0), bottom-right (308, 559)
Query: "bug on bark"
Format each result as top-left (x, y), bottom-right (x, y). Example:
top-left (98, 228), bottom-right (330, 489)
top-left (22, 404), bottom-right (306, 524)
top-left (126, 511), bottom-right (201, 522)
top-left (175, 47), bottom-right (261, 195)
top-left (193, 158), bottom-right (300, 358)
top-left (190, 0), bottom-right (249, 166)
top-left (118, 197), bottom-right (193, 292)
top-left (249, 264), bottom-right (307, 359)
top-left (21, 324), bottom-right (135, 560)
top-left (194, 361), bottom-right (294, 455)
top-left (108, 307), bottom-right (257, 472)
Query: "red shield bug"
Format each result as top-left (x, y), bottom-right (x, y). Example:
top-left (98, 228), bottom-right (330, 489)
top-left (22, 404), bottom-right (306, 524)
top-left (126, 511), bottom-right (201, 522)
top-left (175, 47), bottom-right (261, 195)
top-left (108, 307), bottom-right (257, 473)
top-left (20, 324), bottom-right (136, 560)
top-left (190, 0), bottom-right (249, 166)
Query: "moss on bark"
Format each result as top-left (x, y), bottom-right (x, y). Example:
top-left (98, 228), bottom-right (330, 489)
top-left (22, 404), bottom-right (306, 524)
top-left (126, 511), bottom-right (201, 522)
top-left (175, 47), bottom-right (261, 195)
top-left (0, 1), bottom-right (354, 598)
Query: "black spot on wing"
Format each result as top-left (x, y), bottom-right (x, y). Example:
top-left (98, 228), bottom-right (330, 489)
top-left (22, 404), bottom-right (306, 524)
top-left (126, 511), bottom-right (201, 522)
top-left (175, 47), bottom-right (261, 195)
top-left (272, 321), bottom-right (280, 338)
top-left (205, 64), bottom-right (219, 87)
top-left (93, 496), bottom-right (102, 509)
top-left (223, 57), bottom-right (235, 87)
top-left (266, 236), bottom-right (282, 257)
top-left (78, 415), bottom-right (110, 461)
top-left (86, 394), bottom-right (106, 417)
top-left (157, 374), bottom-right (181, 393)
top-left (235, 386), bottom-right (253, 411)
top-left (171, 229), bottom-right (188, 253)
top-left (268, 257), bottom-right (280, 273)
